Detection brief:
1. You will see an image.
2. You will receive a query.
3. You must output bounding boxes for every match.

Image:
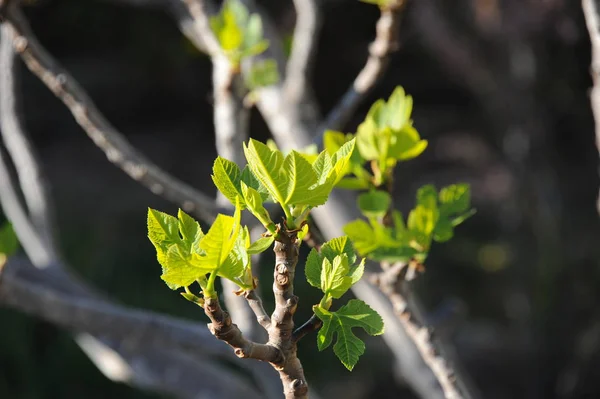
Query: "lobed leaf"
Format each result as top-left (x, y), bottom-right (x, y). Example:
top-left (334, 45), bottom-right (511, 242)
top-left (314, 299), bottom-right (384, 370)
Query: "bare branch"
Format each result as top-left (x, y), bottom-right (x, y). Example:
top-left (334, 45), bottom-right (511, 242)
top-left (370, 266), bottom-right (468, 399)
top-left (582, 0), bottom-right (600, 214)
top-left (284, 0), bottom-right (322, 106)
top-left (203, 295), bottom-right (283, 362)
top-left (318, 1), bottom-right (405, 136)
top-left (178, 0), bottom-right (221, 56)
top-left (0, 143), bottom-right (51, 266)
top-left (75, 335), bottom-right (263, 399)
top-left (268, 229), bottom-right (308, 399)
top-left (245, 288), bottom-right (272, 330)
top-left (0, 257), bottom-right (234, 360)
top-left (0, 24), bottom-right (57, 255)
top-left (291, 313), bottom-right (321, 342)
top-left (0, 5), bottom-right (220, 224)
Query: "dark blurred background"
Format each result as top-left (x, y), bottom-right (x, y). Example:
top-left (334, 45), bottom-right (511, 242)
top-left (1, 0), bottom-right (599, 398)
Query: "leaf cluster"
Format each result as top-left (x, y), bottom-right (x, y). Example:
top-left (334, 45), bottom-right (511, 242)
top-left (212, 138), bottom-right (355, 229)
top-left (147, 206), bottom-right (272, 294)
top-left (323, 87), bottom-right (427, 189)
top-left (344, 184), bottom-right (475, 262)
top-left (210, 0), bottom-right (269, 66)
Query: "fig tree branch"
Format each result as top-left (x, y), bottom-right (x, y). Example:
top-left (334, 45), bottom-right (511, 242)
top-left (582, 0), bottom-right (600, 214)
top-left (284, 0), bottom-right (322, 107)
top-left (369, 265), bottom-right (468, 399)
top-left (0, 25), bottom-right (57, 255)
top-left (318, 0), bottom-right (405, 136)
top-left (0, 3), bottom-right (220, 224)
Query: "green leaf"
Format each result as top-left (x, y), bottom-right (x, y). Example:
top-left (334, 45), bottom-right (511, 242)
top-left (245, 58), bottom-right (279, 90)
top-left (314, 299), bottom-right (384, 370)
top-left (148, 208), bottom-right (207, 288)
top-left (335, 177), bottom-right (370, 190)
top-left (433, 217), bottom-right (454, 242)
top-left (356, 118), bottom-right (380, 161)
top-left (244, 139), bottom-right (287, 205)
top-left (321, 236), bottom-right (357, 265)
top-left (240, 181), bottom-right (274, 229)
top-left (357, 190), bottom-right (391, 219)
top-left (212, 157), bottom-right (244, 208)
top-left (323, 130), bottom-right (348, 154)
top-left (416, 184), bottom-right (438, 211)
top-left (343, 220), bottom-right (380, 255)
top-left (198, 213), bottom-right (239, 271)
top-left (284, 150), bottom-right (319, 205)
top-left (407, 205), bottom-right (439, 237)
top-left (319, 255), bottom-right (353, 299)
top-left (210, 0), bottom-right (269, 63)
top-left (388, 126), bottom-right (428, 162)
top-left (350, 258), bottom-right (365, 285)
top-left (383, 86), bottom-right (413, 131)
top-left (0, 222), bottom-right (18, 256)
top-left (247, 235), bottom-right (274, 254)
top-left (356, 86), bottom-right (426, 167)
top-left (331, 139), bottom-right (357, 184)
top-left (305, 236), bottom-right (361, 293)
top-left (241, 165), bottom-right (272, 202)
top-left (451, 208), bottom-right (476, 227)
top-left (160, 244), bottom-right (211, 287)
top-left (312, 151), bottom-right (333, 185)
top-left (305, 247), bottom-right (323, 288)
top-left (439, 184), bottom-right (471, 215)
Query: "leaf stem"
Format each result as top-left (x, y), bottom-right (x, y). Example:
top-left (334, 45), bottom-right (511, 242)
top-left (282, 206), bottom-right (296, 229)
top-left (204, 271), bottom-right (218, 299)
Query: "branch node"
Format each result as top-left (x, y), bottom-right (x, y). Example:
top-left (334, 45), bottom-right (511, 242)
top-left (13, 36), bottom-right (27, 53)
top-left (290, 378), bottom-right (308, 395)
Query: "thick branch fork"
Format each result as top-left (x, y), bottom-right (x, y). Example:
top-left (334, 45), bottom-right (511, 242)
top-left (202, 227), bottom-right (308, 399)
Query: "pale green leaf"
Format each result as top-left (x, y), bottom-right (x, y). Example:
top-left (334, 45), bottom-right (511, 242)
top-left (343, 220), bottom-right (380, 255)
top-left (330, 139), bottom-right (357, 184)
top-left (160, 245), bottom-right (210, 287)
top-left (241, 181), bottom-right (274, 228)
top-left (323, 254), bottom-right (353, 299)
top-left (197, 214), bottom-right (237, 271)
top-left (147, 208), bottom-right (180, 248)
top-left (350, 258), bottom-right (365, 285)
top-left (247, 235), bottom-right (274, 254)
top-left (323, 130), bottom-right (347, 154)
top-left (356, 118), bottom-right (380, 161)
top-left (357, 190), bottom-right (391, 219)
top-left (212, 157), bottom-right (244, 207)
top-left (388, 126), bottom-right (428, 161)
top-left (243, 139), bottom-right (287, 205)
top-left (284, 151), bottom-right (319, 204)
top-left (312, 151), bottom-right (333, 185)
